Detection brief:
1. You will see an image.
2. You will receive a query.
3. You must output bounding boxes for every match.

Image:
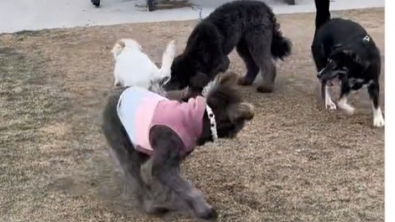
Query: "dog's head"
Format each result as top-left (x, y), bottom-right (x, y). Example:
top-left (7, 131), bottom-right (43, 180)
top-left (317, 35), bottom-right (373, 82)
top-left (200, 72), bottom-right (254, 141)
top-left (164, 54), bottom-right (210, 92)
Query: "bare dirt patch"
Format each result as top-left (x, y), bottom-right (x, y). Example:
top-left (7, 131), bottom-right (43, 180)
top-left (0, 8), bottom-right (384, 222)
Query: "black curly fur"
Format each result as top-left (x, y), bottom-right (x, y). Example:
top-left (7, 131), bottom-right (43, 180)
top-left (165, 0), bottom-right (292, 94)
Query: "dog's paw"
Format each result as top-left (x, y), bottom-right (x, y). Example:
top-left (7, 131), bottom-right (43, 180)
top-left (143, 199), bottom-right (170, 216)
top-left (238, 76), bottom-right (253, 86)
top-left (373, 115), bottom-right (385, 128)
top-left (257, 85), bottom-right (274, 93)
top-left (337, 102), bottom-right (354, 115)
top-left (325, 99), bottom-right (337, 110)
top-left (195, 206), bottom-right (218, 221)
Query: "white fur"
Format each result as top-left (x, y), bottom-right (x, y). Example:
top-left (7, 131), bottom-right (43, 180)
top-left (372, 105), bottom-right (385, 127)
top-left (325, 86), bottom-right (337, 110)
top-left (202, 78), bottom-right (219, 98)
top-left (337, 96), bottom-right (355, 115)
top-left (112, 38), bottom-right (176, 88)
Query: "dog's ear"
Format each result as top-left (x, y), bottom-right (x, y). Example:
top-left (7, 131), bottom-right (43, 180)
top-left (228, 102), bottom-right (255, 122)
top-left (218, 72), bottom-right (239, 86)
top-left (189, 72), bottom-right (210, 89)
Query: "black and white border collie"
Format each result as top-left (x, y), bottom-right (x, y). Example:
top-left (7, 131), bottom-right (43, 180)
top-left (311, 0), bottom-right (384, 127)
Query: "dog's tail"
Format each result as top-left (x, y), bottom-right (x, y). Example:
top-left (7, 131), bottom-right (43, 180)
top-left (159, 40), bottom-right (176, 79)
top-left (314, 0), bottom-right (331, 32)
top-left (270, 10), bottom-right (292, 60)
top-left (111, 40), bottom-right (126, 60)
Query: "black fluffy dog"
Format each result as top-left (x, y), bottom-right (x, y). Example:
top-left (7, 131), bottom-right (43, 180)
top-left (311, 0), bottom-right (384, 127)
top-left (102, 72), bottom-right (254, 220)
top-left (165, 0), bottom-right (291, 94)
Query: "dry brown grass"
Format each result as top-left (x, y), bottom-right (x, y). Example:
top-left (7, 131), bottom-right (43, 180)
top-left (0, 8), bottom-right (384, 222)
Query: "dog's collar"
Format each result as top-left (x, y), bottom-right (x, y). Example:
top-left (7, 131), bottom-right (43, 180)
top-left (205, 105), bottom-right (218, 141)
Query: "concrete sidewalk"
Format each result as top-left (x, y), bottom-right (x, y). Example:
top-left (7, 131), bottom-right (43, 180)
top-left (0, 0), bottom-right (384, 34)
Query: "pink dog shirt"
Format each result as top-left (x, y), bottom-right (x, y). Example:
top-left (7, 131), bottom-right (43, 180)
top-left (117, 86), bottom-right (206, 155)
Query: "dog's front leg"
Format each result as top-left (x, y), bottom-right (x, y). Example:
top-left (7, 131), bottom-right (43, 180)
top-left (337, 81), bottom-right (354, 115)
top-left (322, 81), bottom-right (336, 110)
top-left (217, 56), bottom-right (230, 73)
top-left (140, 158), bottom-right (182, 215)
top-left (150, 126), bottom-right (217, 220)
top-left (368, 80), bottom-right (385, 127)
top-left (152, 158), bottom-right (216, 219)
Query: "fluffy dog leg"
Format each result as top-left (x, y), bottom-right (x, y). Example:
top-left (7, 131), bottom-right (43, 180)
top-left (102, 93), bottom-right (150, 206)
top-left (236, 39), bottom-right (260, 86)
top-left (368, 81), bottom-right (385, 127)
top-left (141, 158), bottom-right (191, 215)
top-left (151, 126), bottom-right (217, 220)
top-left (245, 31), bottom-right (277, 93)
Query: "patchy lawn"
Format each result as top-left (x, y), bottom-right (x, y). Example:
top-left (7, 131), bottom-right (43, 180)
top-left (0, 8), bottom-right (384, 222)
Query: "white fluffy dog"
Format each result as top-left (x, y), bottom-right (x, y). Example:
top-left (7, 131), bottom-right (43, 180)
top-left (111, 38), bottom-right (176, 89)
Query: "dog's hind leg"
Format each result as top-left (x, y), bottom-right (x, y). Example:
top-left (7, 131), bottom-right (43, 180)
top-left (245, 31), bottom-right (277, 93)
top-left (236, 38), bottom-right (260, 86)
top-left (368, 80), bottom-right (385, 127)
top-left (102, 93), bottom-right (151, 207)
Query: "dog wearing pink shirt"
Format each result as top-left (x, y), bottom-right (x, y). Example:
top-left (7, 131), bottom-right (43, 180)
top-left (102, 72), bottom-right (254, 220)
